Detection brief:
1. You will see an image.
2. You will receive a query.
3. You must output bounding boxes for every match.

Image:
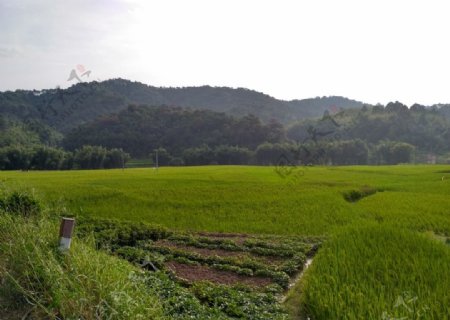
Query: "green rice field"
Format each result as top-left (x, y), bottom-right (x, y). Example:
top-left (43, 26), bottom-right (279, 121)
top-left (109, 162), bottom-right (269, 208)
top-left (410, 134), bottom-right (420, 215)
top-left (1, 165), bottom-right (449, 319)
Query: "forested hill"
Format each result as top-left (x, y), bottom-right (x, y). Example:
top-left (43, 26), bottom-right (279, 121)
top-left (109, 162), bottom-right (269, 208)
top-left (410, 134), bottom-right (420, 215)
top-left (1, 101), bottom-right (450, 169)
top-left (62, 102), bottom-right (450, 162)
top-left (0, 79), bottom-right (365, 131)
top-left (63, 105), bottom-right (285, 158)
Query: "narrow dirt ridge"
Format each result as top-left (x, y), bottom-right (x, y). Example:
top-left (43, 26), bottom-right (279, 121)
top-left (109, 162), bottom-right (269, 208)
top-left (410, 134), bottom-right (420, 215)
top-left (282, 258), bottom-right (314, 303)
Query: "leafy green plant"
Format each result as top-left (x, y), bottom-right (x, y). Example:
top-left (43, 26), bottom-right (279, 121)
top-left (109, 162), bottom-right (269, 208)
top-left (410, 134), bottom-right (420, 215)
top-left (191, 282), bottom-right (288, 319)
top-left (343, 186), bottom-right (377, 202)
top-left (77, 217), bottom-right (171, 248)
top-left (0, 191), bottom-right (41, 217)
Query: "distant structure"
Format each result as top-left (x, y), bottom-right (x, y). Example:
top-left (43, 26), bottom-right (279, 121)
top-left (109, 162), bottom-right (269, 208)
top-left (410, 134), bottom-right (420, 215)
top-left (427, 154), bottom-right (437, 164)
top-left (154, 149), bottom-right (159, 172)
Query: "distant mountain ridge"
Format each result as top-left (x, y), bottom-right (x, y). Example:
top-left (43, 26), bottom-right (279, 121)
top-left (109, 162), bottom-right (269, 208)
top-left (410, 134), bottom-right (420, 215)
top-left (0, 78), bottom-right (367, 131)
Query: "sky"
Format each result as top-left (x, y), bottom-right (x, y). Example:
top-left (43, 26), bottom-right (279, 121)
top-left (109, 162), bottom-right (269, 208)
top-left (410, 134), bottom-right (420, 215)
top-left (1, 0), bottom-right (450, 106)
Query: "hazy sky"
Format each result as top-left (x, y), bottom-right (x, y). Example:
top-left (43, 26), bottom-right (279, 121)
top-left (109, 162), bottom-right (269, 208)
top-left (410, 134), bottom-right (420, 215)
top-left (1, 0), bottom-right (450, 105)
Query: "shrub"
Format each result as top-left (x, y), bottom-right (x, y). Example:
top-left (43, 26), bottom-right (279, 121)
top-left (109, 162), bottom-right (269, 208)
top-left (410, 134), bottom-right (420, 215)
top-left (343, 186), bottom-right (377, 202)
top-left (168, 157), bottom-right (184, 166)
top-left (191, 282), bottom-right (288, 319)
top-left (0, 191), bottom-right (41, 217)
top-left (77, 218), bottom-right (171, 248)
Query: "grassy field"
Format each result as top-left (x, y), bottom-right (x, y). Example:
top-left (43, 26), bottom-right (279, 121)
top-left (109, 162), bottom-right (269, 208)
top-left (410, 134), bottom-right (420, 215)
top-left (1, 165), bottom-right (449, 319)
top-left (1, 165), bottom-right (449, 235)
top-left (287, 225), bottom-right (450, 319)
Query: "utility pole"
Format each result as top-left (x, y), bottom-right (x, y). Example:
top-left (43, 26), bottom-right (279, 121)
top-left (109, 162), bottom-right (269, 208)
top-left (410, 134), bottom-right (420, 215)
top-left (155, 149), bottom-right (159, 171)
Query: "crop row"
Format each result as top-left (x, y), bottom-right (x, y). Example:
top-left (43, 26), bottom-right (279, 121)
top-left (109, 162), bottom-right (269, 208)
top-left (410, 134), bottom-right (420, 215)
top-left (116, 243), bottom-right (291, 288)
top-left (78, 218), bottom-right (322, 319)
top-left (167, 233), bottom-right (318, 258)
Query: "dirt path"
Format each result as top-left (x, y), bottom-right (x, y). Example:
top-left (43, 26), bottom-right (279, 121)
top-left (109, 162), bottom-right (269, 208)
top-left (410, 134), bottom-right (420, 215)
top-left (281, 258), bottom-right (313, 303)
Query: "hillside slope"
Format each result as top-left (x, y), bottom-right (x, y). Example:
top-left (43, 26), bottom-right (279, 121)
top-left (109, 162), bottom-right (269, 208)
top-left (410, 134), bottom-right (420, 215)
top-left (0, 79), bottom-right (365, 131)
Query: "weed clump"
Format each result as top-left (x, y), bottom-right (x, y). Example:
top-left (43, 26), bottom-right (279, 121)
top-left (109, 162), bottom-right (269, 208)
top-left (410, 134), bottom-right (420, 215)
top-left (0, 214), bottom-right (164, 319)
top-left (77, 217), bottom-right (171, 249)
top-left (343, 186), bottom-right (377, 202)
top-left (0, 191), bottom-right (41, 217)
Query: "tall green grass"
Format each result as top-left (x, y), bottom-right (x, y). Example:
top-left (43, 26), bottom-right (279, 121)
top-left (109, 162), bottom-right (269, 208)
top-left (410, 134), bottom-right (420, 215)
top-left (0, 211), bottom-right (164, 319)
top-left (1, 165), bottom-right (449, 235)
top-left (295, 224), bottom-right (450, 319)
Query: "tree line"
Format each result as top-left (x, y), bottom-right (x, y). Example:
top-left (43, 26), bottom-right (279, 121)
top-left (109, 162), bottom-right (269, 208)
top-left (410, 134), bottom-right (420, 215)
top-left (1, 101), bottom-right (449, 170)
top-left (63, 105), bottom-right (285, 157)
top-left (147, 140), bottom-right (415, 166)
top-left (62, 103), bottom-right (448, 166)
top-left (0, 145), bottom-right (130, 170)
top-left (287, 102), bottom-right (450, 154)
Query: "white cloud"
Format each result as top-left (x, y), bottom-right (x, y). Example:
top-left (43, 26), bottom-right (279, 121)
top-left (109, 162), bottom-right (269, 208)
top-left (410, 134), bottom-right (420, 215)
top-left (1, 0), bottom-right (450, 105)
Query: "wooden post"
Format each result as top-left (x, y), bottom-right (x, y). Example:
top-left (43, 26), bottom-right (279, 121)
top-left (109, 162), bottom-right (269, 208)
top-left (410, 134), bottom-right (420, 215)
top-left (59, 218), bottom-right (75, 251)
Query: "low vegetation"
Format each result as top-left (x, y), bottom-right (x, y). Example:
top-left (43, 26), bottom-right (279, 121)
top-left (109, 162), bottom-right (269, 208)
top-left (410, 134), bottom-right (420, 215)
top-left (0, 194), bottom-right (320, 319)
top-left (297, 225), bottom-right (450, 319)
top-left (0, 165), bottom-right (449, 319)
top-left (0, 145), bottom-right (130, 170)
top-left (79, 217), bottom-right (322, 318)
top-left (2, 165), bottom-right (448, 235)
top-left (0, 193), bottom-right (164, 319)
top-left (342, 186), bottom-right (378, 202)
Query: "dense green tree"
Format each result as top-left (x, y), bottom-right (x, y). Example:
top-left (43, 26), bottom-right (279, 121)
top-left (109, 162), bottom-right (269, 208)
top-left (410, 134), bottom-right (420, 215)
top-left (287, 104), bottom-right (449, 155)
top-left (104, 148), bottom-right (130, 169)
top-left (182, 145), bottom-right (216, 165)
top-left (0, 146), bottom-right (33, 170)
top-left (410, 104), bottom-right (426, 112)
top-left (73, 146), bottom-right (107, 169)
top-left (255, 143), bottom-right (295, 165)
top-left (328, 140), bottom-right (369, 165)
top-left (30, 146), bottom-right (66, 170)
top-left (150, 148), bottom-right (171, 166)
top-left (214, 145), bottom-right (253, 165)
top-left (265, 119), bottom-right (285, 143)
top-left (63, 106), bottom-right (285, 158)
top-left (375, 141), bottom-right (415, 164)
top-left (168, 157), bottom-right (184, 166)
top-left (296, 142), bottom-right (329, 165)
top-left (385, 101), bottom-right (408, 113)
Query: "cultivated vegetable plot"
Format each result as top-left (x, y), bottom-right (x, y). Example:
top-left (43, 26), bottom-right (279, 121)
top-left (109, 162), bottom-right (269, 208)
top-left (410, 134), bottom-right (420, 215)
top-left (80, 218), bottom-right (322, 319)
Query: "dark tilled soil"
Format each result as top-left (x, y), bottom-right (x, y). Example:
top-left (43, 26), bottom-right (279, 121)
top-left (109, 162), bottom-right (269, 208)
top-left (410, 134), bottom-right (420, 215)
top-left (166, 261), bottom-right (273, 287)
top-left (158, 240), bottom-right (243, 257)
